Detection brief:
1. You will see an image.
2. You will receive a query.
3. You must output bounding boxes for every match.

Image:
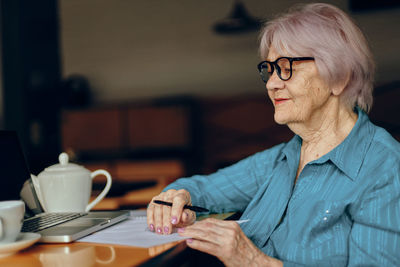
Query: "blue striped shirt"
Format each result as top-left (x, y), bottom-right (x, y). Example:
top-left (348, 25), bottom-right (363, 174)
top-left (164, 108), bottom-right (400, 266)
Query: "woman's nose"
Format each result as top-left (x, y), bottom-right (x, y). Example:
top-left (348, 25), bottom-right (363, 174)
top-left (266, 71), bottom-right (284, 91)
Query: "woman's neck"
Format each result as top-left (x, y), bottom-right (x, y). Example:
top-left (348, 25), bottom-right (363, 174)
top-left (289, 99), bottom-right (358, 161)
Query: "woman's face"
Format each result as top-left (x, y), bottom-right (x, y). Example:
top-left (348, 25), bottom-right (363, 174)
top-left (266, 47), bottom-right (332, 126)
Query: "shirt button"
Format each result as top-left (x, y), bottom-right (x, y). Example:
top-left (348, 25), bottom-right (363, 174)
top-left (325, 209), bottom-right (330, 214)
top-left (323, 217), bottom-right (328, 221)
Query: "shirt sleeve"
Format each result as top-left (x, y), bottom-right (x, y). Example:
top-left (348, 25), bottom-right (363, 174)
top-left (163, 147), bottom-right (282, 213)
top-left (348, 171), bottom-right (400, 266)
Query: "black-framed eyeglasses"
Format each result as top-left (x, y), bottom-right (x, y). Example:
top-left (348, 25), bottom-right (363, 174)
top-left (257, 57), bottom-right (315, 82)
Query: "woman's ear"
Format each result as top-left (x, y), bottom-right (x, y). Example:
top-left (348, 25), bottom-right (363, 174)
top-left (331, 73), bottom-right (351, 96)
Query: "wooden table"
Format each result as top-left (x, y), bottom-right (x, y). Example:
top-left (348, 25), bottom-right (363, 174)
top-left (0, 213), bottom-right (233, 266)
top-left (0, 240), bottom-right (183, 266)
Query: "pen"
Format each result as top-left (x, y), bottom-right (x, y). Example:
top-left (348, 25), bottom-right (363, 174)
top-left (153, 200), bottom-right (209, 213)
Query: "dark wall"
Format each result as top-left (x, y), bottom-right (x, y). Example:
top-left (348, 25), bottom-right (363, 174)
top-left (1, 0), bottom-right (61, 173)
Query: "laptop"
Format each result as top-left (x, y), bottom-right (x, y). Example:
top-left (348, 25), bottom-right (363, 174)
top-left (0, 131), bottom-right (129, 243)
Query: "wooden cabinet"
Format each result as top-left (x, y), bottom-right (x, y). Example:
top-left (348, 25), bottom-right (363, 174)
top-left (127, 106), bottom-right (190, 149)
top-left (60, 101), bottom-right (194, 209)
top-left (61, 108), bottom-right (123, 152)
top-left (61, 102), bottom-right (194, 156)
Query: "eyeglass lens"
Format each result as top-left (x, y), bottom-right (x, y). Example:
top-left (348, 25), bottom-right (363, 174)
top-left (259, 58), bottom-right (291, 82)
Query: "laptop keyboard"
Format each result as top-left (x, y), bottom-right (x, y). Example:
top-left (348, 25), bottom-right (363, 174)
top-left (22, 212), bottom-right (88, 233)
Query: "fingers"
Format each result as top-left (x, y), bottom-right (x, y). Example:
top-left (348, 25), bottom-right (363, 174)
top-left (178, 219), bottom-right (249, 265)
top-left (154, 201), bottom-right (163, 234)
top-left (161, 190), bottom-right (186, 234)
top-left (146, 189), bottom-right (193, 235)
top-left (178, 219), bottom-right (222, 242)
top-left (147, 192), bottom-right (170, 234)
top-left (185, 238), bottom-right (220, 258)
top-left (146, 200), bottom-right (155, 232)
top-left (169, 194), bottom-right (186, 227)
top-left (181, 209), bottom-right (196, 225)
top-left (170, 189), bottom-right (192, 226)
top-left (162, 202), bottom-right (171, 234)
top-left (179, 219), bottom-right (240, 244)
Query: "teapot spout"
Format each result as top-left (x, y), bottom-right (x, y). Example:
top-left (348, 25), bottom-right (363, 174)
top-left (30, 174), bottom-right (46, 212)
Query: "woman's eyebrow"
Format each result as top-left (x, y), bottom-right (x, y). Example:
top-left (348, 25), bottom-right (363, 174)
top-left (266, 55), bottom-right (284, 62)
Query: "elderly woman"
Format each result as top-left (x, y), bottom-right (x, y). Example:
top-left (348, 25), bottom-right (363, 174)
top-left (146, 3), bottom-right (400, 266)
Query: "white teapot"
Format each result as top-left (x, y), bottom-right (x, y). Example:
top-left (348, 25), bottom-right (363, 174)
top-left (31, 152), bottom-right (112, 212)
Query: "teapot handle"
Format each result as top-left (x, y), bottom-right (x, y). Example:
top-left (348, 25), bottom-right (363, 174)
top-left (86, 170), bottom-right (112, 212)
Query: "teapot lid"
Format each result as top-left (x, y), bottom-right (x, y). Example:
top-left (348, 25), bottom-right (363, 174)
top-left (44, 152), bottom-right (86, 172)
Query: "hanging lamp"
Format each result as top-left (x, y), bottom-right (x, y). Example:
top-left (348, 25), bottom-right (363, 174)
top-left (213, 0), bottom-right (261, 34)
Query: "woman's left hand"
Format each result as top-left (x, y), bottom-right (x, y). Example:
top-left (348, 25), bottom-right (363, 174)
top-left (178, 218), bottom-right (282, 267)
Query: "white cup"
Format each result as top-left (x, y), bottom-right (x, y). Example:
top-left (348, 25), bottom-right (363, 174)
top-left (0, 200), bottom-right (25, 244)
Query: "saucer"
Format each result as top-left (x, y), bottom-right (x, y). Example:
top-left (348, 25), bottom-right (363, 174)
top-left (0, 233), bottom-right (41, 258)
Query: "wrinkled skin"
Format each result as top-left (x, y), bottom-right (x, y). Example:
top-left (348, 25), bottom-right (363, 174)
top-left (147, 189), bottom-right (196, 235)
top-left (147, 189), bottom-right (282, 266)
top-left (178, 218), bottom-right (282, 267)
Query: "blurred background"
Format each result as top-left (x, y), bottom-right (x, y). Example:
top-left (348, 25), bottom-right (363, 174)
top-left (1, 0), bottom-right (399, 207)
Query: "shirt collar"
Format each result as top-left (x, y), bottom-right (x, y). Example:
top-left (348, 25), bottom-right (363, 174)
top-left (279, 135), bottom-right (301, 162)
top-left (279, 107), bottom-right (375, 181)
top-left (321, 107), bottom-right (375, 180)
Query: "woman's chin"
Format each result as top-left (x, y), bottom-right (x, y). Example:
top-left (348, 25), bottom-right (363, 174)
top-left (273, 113), bottom-right (290, 125)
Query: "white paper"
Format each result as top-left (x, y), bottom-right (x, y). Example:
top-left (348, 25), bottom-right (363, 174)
top-left (77, 210), bottom-right (188, 248)
top-left (78, 210), bottom-right (250, 248)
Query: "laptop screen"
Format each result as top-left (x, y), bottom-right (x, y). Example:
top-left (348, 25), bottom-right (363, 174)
top-left (0, 131), bottom-right (32, 201)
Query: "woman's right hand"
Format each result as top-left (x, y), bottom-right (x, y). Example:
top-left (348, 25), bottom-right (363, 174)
top-left (147, 189), bottom-right (196, 235)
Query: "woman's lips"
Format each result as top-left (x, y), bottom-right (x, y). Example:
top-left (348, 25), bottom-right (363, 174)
top-left (274, 98), bottom-right (289, 105)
